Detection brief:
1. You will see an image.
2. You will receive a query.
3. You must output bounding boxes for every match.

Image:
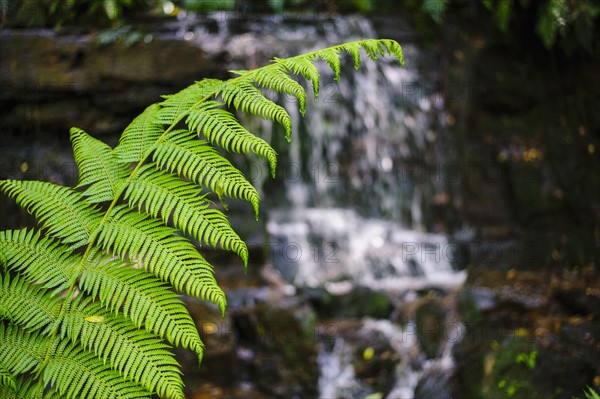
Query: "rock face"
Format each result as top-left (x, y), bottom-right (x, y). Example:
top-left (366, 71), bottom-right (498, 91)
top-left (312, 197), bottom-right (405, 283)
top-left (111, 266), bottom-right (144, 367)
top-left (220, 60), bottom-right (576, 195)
top-left (0, 28), bottom-right (220, 139)
top-left (451, 269), bottom-right (600, 399)
top-left (180, 288), bottom-right (320, 398)
top-left (0, 25), bottom-right (226, 229)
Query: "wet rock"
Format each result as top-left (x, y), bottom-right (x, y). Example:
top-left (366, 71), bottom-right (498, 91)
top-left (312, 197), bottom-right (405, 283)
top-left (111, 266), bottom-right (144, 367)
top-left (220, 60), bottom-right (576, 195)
top-left (553, 287), bottom-right (600, 317)
top-left (0, 29), bottom-right (219, 138)
top-left (230, 295), bottom-right (319, 398)
top-left (308, 286), bottom-right (394, 319)
top-left (450, 287), bottom-right (486, 399)
top-left (415, 298), bottom-right (447, 359)
top-left (178, 290), bottom-right (319, 398)
top-left (452, 269), bottom-right (600, 399)
top-left (487, 339), bottom-right (539, 399)
top-left (177, 297), bottom-right (237, 395)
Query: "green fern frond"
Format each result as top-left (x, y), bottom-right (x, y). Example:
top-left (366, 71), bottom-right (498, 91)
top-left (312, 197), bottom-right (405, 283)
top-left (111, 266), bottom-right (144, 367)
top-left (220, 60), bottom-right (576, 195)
top-left (0, 324), bottom-right (46, 376)
top-left (378, 39), bottom-right (405, 66)
top-left (114, 104), bottom-right (164, 163)
top-left (254, 65), bottom-right (307, 115)
top-left (0, 181), bottom-right (103, 249)
top-left (156, 79), bottom-right (223, 125)
top-left (125, 164), bottom-right (249, 264)
top-left (60, 299), bottom-right (184, 399)
top-left (97, 206), bottom-right (226, 311)
top-left (361, 39), bottom-right (386, 61)
top-left (0, 377), bottom-right (62, 399)
top-left (341, 41), bottom-right (363, 70)
top-left (186, 103), bottom-right (279, 177)
top-left (153, 129), bottom-right (261, 216)
top-left (0, 278), bottom-right (185, 398)
top-left (155, 84), bottom-right (203, 125)
top-left (0, 39), bottom-right (405, 397)
top-left (0, 274), bottom-right (60, 334)
top-left (218, 80), bottom-right (293, 141)
top-left (0, 229), bottom-right (77, 292)
top-left (71, 127), bottom-right (129, 203)
top-left (185, 102), bottom-right (278, 175)
top-left (316, 48), bottom-right (342, 83)
top-left (0, 364), bottom-right (16, 393)
top-left (79, 255), bottom-right (205, 359)
top-left (43, 340), bottom-right (152, 399)
top-left (281, 56), bottom-right (320, 99)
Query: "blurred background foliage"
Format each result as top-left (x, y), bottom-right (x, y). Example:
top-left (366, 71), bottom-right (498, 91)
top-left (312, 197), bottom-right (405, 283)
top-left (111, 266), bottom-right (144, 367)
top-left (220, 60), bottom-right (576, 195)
top-left (1, 1), bottom-right (599, 397)
top-left (1, 0), bottom-right (599, 54)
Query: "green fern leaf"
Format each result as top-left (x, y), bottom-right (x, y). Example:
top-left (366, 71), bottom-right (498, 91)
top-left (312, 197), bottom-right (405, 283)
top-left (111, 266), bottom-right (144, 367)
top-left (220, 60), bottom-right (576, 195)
top-left (0, 324), bottom-right (46, 376)
top-left (60, 298), bottom-right (184, 399)
top-left (254, 65), bottom-right (307, 115)
top-left (186, 103), bottom-right (279, 176)
top-left (155, 84), bottom-right (202, 125)
top-left (342, 39), bottom-right (405, 67)
top-left (342, 41), bottom-right (363, 70)
top-left (71, 127), bottom-right (129, 203)
top-left (362, 39), bottom-right (387, 61)
top-left (153, 129), bottom-right (261, 216)
top-left (114, 104), bottom-right (164, 163)
top-left (97, 206), bottom-right (226, 312)
top-left (0, 39), bottom-right (405, 397)
top-left (0, 364), bottom-right (16, 393)
top-left (378, 39), bottom-right (405, 66)
top-left (218, 80), bottom-right (293, 141)
top-left (0, 181), bottom-right (103, 249)
top-left (0, 278), bottom-right (184, 398)
top-left (156, 79), bottom-right (223, 125)
top-left (125, 164), bottom-right (249, 265)
top-left (281, 55), bottom-right (320, 99)
top-left (316, 48), bottom-right (342, 83)
top-left (0, 274), bottom-right (60, 334)
top-left (43, 340), bottom-right (152, 399)
top-left (80, 255), bottom-right (205, 360)
top-left (0, 229), bottom-right (78, 292)
top-left (0, 378), bottom-right (62, 399)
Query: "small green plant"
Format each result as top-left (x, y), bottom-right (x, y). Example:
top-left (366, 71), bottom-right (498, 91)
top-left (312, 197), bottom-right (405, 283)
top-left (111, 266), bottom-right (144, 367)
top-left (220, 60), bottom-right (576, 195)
top-left (579, 387), bottom-right (600, 399)
top-left (1, 0), bottom-right (166, 28)
top-left (0, 39), bottom-right (403, 398)
top-left (515, 349), bottom-right (537, 370)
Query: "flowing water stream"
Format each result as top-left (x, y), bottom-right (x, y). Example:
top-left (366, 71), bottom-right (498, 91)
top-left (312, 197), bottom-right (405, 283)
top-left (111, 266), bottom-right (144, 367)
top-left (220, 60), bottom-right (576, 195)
top-left (1, 12), bottom-right (469, 398)
top-left (175, 12), bottom-right (467, 398)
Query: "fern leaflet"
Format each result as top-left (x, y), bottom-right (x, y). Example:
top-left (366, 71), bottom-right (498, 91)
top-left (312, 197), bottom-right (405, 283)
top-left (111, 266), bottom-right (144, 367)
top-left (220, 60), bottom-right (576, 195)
top-left (153, 129), bottom-right (261, 216)
top-left (79, 255), bottom-right (205, 360)
top-left (125, 164), bottom-right (249, 264)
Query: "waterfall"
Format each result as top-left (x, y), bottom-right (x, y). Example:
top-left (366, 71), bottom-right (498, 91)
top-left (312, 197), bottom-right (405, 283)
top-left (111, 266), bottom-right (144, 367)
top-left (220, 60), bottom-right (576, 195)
top-left (179, 14), bottom-right (467, 289)
top-left (180, 12), bottom-right (466, 398)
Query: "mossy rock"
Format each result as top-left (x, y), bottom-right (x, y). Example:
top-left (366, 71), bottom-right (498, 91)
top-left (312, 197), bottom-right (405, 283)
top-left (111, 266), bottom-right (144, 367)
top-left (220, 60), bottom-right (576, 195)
top-left (415, 298), bottom-right (447, 359)
top-left (308, 286), bottom-right (394, 319)
top-left (486, 339), bottom-right (539, 399)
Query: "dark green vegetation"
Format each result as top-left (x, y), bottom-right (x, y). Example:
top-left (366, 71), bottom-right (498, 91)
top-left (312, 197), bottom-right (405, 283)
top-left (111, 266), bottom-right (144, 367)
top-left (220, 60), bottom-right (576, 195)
top-left (3, 0), bottom-right (598, 53)
top-left (0, 39), bottom-right (404, 398)
top-left (1, 1), bottom-right (598, 397)
top-left (442, 1), bottom-right (599, 396)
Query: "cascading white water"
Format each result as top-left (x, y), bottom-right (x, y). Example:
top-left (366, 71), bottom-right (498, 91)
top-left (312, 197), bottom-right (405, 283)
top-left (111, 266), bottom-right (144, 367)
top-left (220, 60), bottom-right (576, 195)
top-left (267, 208), bottom-right (465, 292)
top-left (182, 12), bottom-right (465, 398)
